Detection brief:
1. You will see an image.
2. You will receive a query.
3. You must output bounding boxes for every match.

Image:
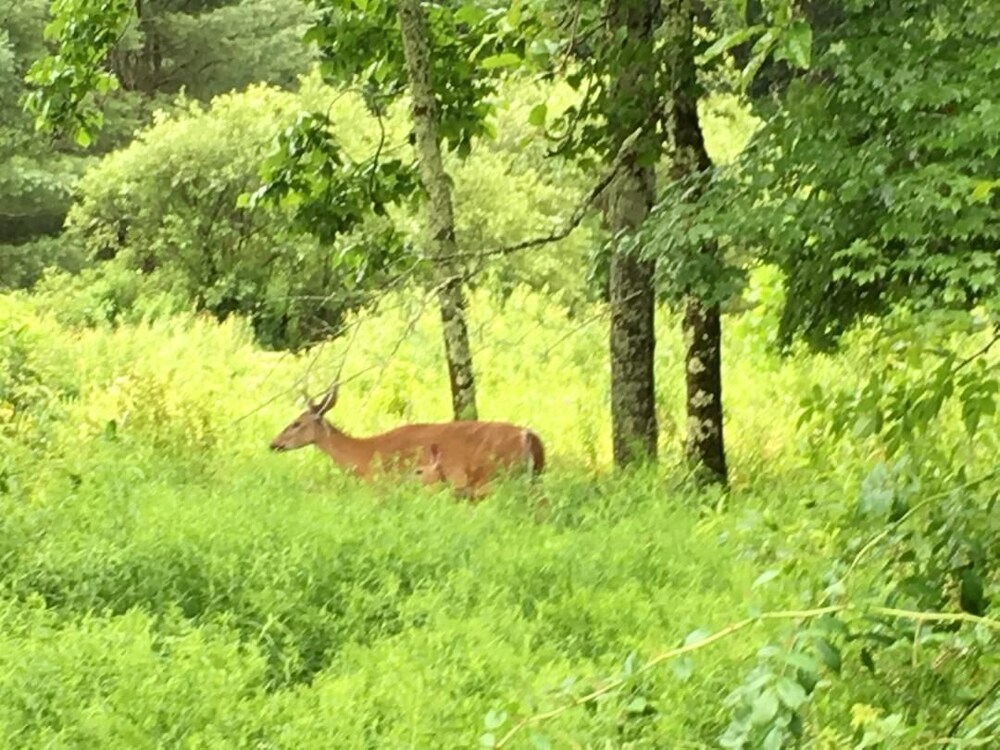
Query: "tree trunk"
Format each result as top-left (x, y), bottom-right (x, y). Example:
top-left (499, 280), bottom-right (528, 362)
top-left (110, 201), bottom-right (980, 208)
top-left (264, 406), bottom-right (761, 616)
top-left (683, 296), bottom-right (727, 483)
top-left (665, 0), bottom-right (728, 484)
top-left (607, 187), bottom-right (658, 466)
top-left (604, 0), bottom-right (659, 466)
top-left (397, 0), bottom-right (478, 420)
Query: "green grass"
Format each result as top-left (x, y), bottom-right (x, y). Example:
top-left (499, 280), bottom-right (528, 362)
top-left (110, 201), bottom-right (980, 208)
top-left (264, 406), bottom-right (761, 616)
top-left (0, 279), bottom-right (996, 748)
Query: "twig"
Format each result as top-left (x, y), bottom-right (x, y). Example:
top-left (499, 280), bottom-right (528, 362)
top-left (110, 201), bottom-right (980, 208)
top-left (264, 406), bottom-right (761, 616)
top-left (369, 105), bottom-right (388, 195)
top-left (952, 331), bottom-right (1000, 375)
top-left (838, 470), bottom-right (999, 588)
top-left (948, 676), bottom-right (1000, 738)
top-left (869, 607), bottom-right (998, 629)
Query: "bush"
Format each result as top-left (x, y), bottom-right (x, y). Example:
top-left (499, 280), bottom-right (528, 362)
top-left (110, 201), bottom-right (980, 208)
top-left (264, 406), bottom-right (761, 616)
top-left (64, 81), bottom-right (380, 350)
top-left (0, 235), bottom-right (87, 291)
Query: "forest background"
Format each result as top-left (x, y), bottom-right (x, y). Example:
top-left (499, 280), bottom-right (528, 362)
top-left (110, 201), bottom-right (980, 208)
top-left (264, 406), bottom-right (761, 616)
top-left (1, 1), bottom-right (997, 748)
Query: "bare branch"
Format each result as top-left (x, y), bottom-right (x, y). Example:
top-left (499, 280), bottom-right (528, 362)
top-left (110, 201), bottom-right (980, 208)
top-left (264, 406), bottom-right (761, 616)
top-left (449, 123), bottom-right (649, 263)
top-left (953, 330), bottom-right (999, 375)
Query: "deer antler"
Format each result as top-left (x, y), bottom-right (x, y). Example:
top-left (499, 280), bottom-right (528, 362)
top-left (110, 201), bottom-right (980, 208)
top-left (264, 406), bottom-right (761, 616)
top-left (314, 383), bottom-right (339, 415)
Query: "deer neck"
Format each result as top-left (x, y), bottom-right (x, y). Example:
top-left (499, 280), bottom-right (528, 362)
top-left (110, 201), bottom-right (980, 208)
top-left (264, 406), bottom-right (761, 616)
top-left (314, 421), bottom-right (374, 475)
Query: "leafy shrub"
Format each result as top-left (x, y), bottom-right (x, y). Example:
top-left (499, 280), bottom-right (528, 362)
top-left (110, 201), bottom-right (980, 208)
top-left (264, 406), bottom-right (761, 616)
top-left (64, 80), bottom-right (381, 350)
top-left (60, 73), bottom-right (611, 350)
top-left (0, 600), bottom-right (270, 748)
top-left (0, 235), bottom-right (87, 291)
top-left (0, 296), bottom-right (76, 436)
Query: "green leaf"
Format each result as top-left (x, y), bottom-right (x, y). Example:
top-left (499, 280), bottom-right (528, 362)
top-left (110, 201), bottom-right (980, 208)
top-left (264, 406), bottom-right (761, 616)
top-left (506, 0), bottom-right (522, 28)
top-left (479, 732), bottom-right (496, 748)
top-left (479, 52), bottom-right (522, 70)
top-left (782, 650), bottom-right (816, 671)
top-left (797, 668), bottom-right (818, 695)
top-left (699, 25), bottom-right (765, 64)
top-left (751, 688), bottom-right (780, 725)
top-left (528, 103), bottom-right (547, 128)
top-left (961, 396), bottom-right (986, 436)
top-left (484, 709), bottom-right (508, 730)
top-left (622, 651), bottom-right (638, 676)
top-left (763, 726), bottom-right (784, 750)
top-left (73, 126), bottom-right (92, 148)
top-left (739, 29), bottom-right (777, 90)
top-left (778, 21), bottom-right (813, 69)
top-left (626, 697), bottom-right (648, 713)
top-left (752, 569), bottom-right (780, 589)
top-left (455, 4), bottom-right (487, 26)
top-left (529, 733), bottom-right (551, 750)
top-left (776, 677), bottom-right (807, 709)
top-left (673, 656), bottom-right (695, 680)
top-left (814, 639), bottom-right (842, 673)
top-left (969, 180), bottom-right (998, 202)
top-left (683, 628), bottom-right (710, 647)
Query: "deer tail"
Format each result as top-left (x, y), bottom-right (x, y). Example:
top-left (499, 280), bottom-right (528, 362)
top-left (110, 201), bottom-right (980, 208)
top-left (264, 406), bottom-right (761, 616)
top-left (520, 429), bottom-right (546, 476)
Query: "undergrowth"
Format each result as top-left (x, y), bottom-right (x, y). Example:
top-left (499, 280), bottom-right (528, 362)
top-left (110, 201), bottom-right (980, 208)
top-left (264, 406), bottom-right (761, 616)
top-left (0, 275), bottom-right (996, 748)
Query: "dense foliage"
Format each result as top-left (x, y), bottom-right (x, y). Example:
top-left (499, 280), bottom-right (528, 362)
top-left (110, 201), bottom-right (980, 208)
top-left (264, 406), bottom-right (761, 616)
top-left (30, 70), bottom-right (600, 348)
top-left (0, 0), bottom-right (88, 287)
top-left (1, 1), bottom-right (997, 747)
top-left (57, 81), bottom-right (390, 349)
top-left (646, 0), bottom-right (999, 348)
top-left (2, 0), bottom-right (313, 291)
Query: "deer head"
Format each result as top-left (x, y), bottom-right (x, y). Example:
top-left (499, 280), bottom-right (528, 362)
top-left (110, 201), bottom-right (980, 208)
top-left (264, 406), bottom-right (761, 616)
top-left (414, 443), bottom-right (444, 484)
top-left (269, 385), bottom-right (338, 452)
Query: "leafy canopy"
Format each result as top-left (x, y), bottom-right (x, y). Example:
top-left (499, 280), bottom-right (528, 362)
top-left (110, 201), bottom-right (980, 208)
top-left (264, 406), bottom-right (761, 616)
top-left (647, 0), bottom-right (999, 349)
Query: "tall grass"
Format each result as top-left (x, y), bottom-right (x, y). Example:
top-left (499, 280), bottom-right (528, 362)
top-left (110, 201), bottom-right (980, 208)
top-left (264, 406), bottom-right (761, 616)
top-left (0, 275), bottom-right (995, 748)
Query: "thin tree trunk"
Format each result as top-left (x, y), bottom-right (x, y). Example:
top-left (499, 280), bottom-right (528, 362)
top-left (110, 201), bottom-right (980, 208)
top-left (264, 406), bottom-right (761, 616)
top-left (665, 0), bottom-right (727, 484)
top-left (683, 296), bottom-right (726, 482)
top-left (397, 0), bottom-right (478, 420)
top-left (605, 0), bottom-right (659, 466)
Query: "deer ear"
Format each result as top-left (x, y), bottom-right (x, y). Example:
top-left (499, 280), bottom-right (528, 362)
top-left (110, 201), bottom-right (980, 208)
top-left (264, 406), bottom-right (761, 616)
top-left (424, 443), bottom-right (441, 466)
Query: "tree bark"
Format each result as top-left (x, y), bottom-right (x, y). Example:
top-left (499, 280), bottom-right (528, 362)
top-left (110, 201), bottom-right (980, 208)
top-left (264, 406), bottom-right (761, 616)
top-left (683, 296), bottom-right (727, 483)
top-left (664, 0), bottom-right (728, 484)
top-left (604, 0), bottom-right (659, 466)
top-left (397, 0), bottom-right (478, 420)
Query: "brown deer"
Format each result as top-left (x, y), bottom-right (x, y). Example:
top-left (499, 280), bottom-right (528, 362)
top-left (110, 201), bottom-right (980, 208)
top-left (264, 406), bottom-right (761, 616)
top-left (269, 385), bottom-right (545, 498)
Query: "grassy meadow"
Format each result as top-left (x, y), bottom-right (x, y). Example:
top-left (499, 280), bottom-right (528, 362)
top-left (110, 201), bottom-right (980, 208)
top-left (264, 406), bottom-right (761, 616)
top-left (2, 272), bottom-right (996, 749)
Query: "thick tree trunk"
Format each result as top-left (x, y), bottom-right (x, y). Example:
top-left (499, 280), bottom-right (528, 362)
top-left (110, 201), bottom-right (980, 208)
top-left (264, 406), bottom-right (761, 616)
top-left (607, 180), bottom-right (658, 466)
top-left (397, 0), bottom-right (478, 420)
top-left (665, 0), bottom-right (728, 484)
top-left (604, 0), bottom-right (659, 466)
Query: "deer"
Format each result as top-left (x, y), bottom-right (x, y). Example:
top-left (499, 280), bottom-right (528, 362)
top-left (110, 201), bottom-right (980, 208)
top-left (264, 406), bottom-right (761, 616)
top-left (269, 384), bottom-right (545, 498)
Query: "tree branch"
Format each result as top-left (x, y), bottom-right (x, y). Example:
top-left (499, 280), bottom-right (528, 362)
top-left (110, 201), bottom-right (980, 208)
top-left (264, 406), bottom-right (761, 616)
top-left (447, 123), bottom-right (647, 263)
top-left (952, 330), bottom-right (1000, 375)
